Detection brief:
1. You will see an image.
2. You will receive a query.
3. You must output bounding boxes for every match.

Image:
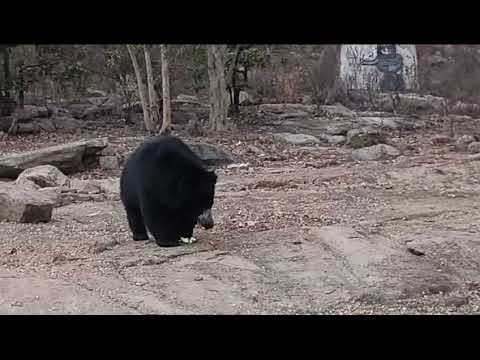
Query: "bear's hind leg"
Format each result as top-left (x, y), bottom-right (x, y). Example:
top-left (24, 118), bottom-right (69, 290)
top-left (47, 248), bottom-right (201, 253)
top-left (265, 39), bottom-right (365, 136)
top-left (125, 206), bottom-right (149, 241)
top-left (142, 204), bottom-right (181, 247)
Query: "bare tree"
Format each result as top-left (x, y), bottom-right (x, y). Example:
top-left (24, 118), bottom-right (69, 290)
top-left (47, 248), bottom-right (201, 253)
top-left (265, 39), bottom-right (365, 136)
top-left (126, 45), bottom-right (155, 133)
top-left (159, 45), bottom-right (171, 135)
top-left (207, 45), bottom-right (229, 132)
top-left (325, 45), bottom-right (344, 104)
top-left (226, 44), bottom-right (242, 113)
top-left (143, 45), bottom-right (160, 128)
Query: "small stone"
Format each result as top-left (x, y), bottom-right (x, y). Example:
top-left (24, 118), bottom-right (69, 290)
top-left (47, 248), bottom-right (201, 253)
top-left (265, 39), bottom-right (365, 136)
top-left (274, 133), bottom-right (320, 146)
top-left (351, 144), bottom-right (400, 161)
top-left (445, 296), bottom-right (469, 307)
top-left (99, 156), bottom-right (119, 170)
top-left (467, 142), bottom-right (480, 154)
top-left (194, 276), bottom-right (204, 281)
top-left (431, 135), bottom-right (453, 145)
top-left (101, 145), bottom-right (116, 156)
top-left (227, 163), bottom-right (249, 169)
top-left (346, 127), bottom-right (385, 149)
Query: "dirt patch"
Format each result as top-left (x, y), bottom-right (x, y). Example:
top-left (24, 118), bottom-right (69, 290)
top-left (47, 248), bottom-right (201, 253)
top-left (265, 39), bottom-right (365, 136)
top-left (1, 114), bottom-right (480, 314)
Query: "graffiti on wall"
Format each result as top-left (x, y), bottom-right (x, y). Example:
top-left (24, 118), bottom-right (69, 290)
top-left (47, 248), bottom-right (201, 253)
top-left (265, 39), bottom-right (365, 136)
top-left (340, 45), bottom-right (417, 93)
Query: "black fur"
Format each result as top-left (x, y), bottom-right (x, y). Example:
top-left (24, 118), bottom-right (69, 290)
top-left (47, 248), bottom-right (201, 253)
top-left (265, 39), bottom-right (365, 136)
top-left (120, 135), bottom-right (217, 247)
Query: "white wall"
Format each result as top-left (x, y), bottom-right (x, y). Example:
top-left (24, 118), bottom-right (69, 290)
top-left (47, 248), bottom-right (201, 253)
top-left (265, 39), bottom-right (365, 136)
top-left (340, 45), bottom-right (417, 92)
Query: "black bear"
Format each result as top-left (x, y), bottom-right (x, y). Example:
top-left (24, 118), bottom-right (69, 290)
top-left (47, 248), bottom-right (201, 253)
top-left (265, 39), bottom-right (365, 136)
top-left (120, 135), bottom-right (217, 247)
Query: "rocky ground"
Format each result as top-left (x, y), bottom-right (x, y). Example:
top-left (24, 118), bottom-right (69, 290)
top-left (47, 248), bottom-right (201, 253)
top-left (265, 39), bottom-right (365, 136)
top-left (1, 101), bottom-right (480, 315)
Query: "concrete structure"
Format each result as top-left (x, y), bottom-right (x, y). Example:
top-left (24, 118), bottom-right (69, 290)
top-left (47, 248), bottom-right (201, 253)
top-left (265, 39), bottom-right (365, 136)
top-left (340, 45), bottom-right (417, 92)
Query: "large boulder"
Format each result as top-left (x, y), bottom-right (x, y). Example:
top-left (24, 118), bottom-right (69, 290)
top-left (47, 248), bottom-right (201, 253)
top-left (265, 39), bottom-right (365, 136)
top-left (0, 183), bottom-right (55, 223)
top-left (346, 127), bottom-right (385, 149)
top-left (351, 144), bottom-right (401, 161)
top-left (0, 138), bottom-right (109, 179)
top-left (187, 142), bottom-right (237, 166)
top-left (15, 165), bottom-right (70, 189)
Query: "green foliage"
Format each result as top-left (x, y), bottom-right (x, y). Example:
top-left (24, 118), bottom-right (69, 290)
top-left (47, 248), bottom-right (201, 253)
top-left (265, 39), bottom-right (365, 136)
top-left (177, 45), bottom-right (208, 92)
top-left (225, 46), bottom-right (268, 71)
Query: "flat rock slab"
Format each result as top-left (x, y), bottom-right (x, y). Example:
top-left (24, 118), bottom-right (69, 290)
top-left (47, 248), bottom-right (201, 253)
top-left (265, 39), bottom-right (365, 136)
top-left (71, 223), bottom-right (473, 313)
top-left (0, 138), bottom-right (109, 179)
top-left (0, 269), bottom-right (138, 315)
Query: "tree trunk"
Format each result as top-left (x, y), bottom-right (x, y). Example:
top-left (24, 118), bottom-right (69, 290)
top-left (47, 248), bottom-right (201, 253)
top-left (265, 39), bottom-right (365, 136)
top-left (143, 45), bottom-right (160, 129)
top-left (18, 60), bottom-right (25, 109)
top-left (207, 45), bottom-right (229, 132)
top-left (2, 46), bottom-right (11, 98)
top-left (226, 45), bottom-right (242, 113)
top-left (159, 45), bottom-right (171, 135)
top-left (325, 45), bottom-right (344, 105)
top-left (126, 45), bottom-right (155, 133)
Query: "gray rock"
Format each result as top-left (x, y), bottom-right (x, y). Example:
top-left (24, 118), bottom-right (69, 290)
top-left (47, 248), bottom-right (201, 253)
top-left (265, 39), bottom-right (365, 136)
top-left (451, 101), bottom-right (480, 116)
top-left (0, 183), bottom-right (55, 223)
top-left (346, 127), bottom-right (385, 149)
top-left (37, 118), bottom-right (56, 132)
top-left (0, 138), bottom-right (109, 179)
top-left (51, 116), bottom-right (82, 131)
top-left (376, 93), bottom-right (446, 114)
top-left (99, 156), bottom-right (119, 170)
top-left (239, 91), bottom-right (251, 105)
top-left (172, 94), bottom-right (206, 108)
top-left (319, 104), bottom-right (355, 117)
top-left (15, 178), bottom-right (40, 191)
top-left (357, 116), bottom-right (400, 129)
top-left (445, 296), bottom-right (469, 307)
top-left (258, 103), bottom-right (316, 115)
top-left (38, 187), bottom-right (63, 207)
top-left (69, 179), bottom-right (102, 194)
top-left (318, 133), bottom-right (347, 145)
top-left (13, 105), bottom-right (49, 120)
top-left (322, 123), bottom-right (351, 136)
top-left (100, 146), bottom-right (116, 156)
top-left (187, 143), bottom-right (237, 166)
top-left (176, 94), bottom-right (200, 103)
top-left (15, 165), bottom-right (70, 189)
top-left (64, 178), bottom-right (120, 203)
top-left (431, 135), bottom-right (453, 145)
top-left (277, 110), bottom-right (311, 119)
top-left (96, 178), bottom-right (120, 200)
top-left (17, 122), bottom-right (41, 134)
top-left (86, 89), bottom-right (108, 97)
top-left (455, 135), bottom-right (476, 152)
top-left (467, 142), bottom-right (480, 154)
top-left (352, 144), bottom-right (401, 161)
top-left (274, 133), bottom-right (320, 146)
